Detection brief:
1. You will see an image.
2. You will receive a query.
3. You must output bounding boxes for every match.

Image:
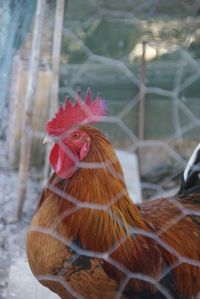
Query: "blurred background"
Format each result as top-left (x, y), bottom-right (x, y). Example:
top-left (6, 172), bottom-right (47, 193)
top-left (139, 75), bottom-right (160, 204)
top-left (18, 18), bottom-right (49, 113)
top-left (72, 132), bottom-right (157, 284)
top-left (0, 0), bottom-right (200, 298)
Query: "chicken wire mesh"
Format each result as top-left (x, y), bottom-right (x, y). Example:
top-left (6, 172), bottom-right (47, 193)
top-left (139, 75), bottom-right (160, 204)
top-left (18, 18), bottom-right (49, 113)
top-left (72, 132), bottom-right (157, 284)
top-left (58, 0), bottom-right (200, 199)
top-left (1, 0), bottom-right (200, 299)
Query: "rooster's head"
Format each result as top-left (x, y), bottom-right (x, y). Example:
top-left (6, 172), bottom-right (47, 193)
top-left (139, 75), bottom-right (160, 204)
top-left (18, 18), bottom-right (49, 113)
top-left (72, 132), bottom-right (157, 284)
top-left (44, 88), bottom-right (108, 178)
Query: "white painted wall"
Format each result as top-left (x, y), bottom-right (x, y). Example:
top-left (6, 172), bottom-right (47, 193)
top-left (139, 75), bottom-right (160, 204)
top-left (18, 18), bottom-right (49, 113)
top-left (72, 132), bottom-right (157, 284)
top-left (115, 149), bottom-right (141, 203)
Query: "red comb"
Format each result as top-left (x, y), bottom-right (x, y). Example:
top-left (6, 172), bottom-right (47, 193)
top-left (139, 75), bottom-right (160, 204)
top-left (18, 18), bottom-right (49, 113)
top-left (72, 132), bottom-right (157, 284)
top-left (46, 88), bottom-right (108, 136)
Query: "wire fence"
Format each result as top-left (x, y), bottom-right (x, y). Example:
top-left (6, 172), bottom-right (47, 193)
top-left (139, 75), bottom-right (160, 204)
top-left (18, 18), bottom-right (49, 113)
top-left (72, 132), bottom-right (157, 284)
top-left (58, 0), bottom-right (200, 199)
top-left (1, 0), bottom-right (200, 298)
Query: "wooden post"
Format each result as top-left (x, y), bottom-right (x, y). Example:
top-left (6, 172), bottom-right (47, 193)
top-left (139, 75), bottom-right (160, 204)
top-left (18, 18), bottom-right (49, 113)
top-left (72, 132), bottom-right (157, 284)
top-left (43, 0), bottom-right (66, 181)
top-left (137, 41), bottom-right (147, 176)
top-left (16, 0), bottom-right (46, 220)
top-left (138, 41), bottom-right (147, 141)
top-left (7, 55), bottom-right (22, 167)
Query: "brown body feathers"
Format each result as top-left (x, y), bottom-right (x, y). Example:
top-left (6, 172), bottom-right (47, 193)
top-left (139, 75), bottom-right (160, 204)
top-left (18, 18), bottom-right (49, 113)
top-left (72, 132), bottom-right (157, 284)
top-left (27, 126), bottom-right (200, 299)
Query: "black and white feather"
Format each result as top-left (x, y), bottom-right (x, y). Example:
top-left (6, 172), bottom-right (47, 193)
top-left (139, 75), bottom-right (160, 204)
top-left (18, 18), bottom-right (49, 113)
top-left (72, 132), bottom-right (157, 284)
top-left (178, 144), bottom-right (200, 195)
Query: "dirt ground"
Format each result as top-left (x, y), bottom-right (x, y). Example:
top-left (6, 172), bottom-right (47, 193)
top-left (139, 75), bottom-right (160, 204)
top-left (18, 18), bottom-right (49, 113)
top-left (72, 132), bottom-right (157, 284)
top-left (0, 141), bottom-right (41, 299)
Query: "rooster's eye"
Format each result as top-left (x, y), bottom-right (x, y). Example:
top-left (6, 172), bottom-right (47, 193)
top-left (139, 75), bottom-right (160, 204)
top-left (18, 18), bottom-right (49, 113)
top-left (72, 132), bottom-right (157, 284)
top-left (72, 132), bottom-right (80, 139)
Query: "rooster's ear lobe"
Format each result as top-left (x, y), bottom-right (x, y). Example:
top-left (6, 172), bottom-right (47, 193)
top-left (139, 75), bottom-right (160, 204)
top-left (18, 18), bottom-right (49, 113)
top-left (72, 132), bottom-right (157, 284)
top-left (79, 139), bottom-right (91, 160)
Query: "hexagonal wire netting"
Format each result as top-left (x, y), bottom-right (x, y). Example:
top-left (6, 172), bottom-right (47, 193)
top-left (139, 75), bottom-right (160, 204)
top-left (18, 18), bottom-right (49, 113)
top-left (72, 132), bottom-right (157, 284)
top-left (58, 0), bottom-right (200, 199)
top-left (2, 0), bottom-right (200, 298)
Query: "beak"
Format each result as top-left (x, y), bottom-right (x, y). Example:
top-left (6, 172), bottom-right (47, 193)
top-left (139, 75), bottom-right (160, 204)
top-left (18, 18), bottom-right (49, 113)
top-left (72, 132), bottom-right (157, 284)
top-left (43, 135), bottom-right (55, 144)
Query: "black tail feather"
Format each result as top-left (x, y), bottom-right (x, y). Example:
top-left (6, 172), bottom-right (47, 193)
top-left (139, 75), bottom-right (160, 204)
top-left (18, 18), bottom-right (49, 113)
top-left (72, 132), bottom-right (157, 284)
top-left (178, 144), bottom-right (200, 195)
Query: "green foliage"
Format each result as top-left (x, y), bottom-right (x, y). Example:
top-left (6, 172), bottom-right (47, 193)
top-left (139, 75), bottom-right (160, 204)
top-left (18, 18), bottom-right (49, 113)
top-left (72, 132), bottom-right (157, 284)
top-left (98, 0), bottom-right (198, 18)
top-left (84, 19), bottom-right (142, 58)
top-left (61, 35), bottom-right (88, 63)
top-left (189, 40), bottom-right (200, 59)
top-left (64, 0), bottom-right (98, 22)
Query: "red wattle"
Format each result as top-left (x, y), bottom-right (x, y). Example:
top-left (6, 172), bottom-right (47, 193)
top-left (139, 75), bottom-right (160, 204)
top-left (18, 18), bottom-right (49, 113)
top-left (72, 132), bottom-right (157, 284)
top-left (49, 144), bottom-right (78, 179)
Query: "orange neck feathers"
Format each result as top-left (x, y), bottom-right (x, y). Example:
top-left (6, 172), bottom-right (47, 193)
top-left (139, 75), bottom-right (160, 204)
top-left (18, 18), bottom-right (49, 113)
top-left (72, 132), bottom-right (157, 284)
top-left (58, 127), bottom-right (154, 247)
top-left (43, 126), bottom-right (162, 290)
top-left (49, 126), bottom-right (145, 248)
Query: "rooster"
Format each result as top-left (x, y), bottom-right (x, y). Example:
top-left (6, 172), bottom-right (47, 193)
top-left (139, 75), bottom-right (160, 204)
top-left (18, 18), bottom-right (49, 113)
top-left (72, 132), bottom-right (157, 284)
top-left (27, 89), bottom-right (200, 299)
